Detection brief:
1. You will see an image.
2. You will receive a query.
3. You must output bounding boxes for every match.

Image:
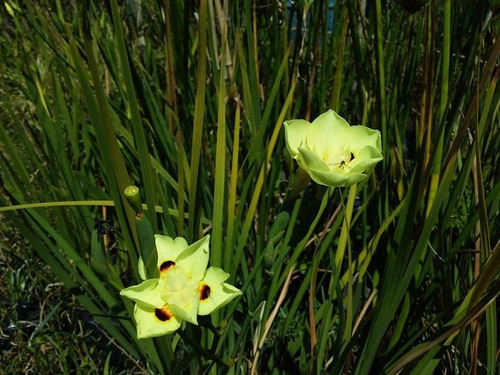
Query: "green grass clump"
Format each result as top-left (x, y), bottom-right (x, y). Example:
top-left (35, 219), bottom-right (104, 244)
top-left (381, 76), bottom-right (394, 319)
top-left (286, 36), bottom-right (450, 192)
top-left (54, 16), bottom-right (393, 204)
top-left (0, 226), bottom-right (141, 374)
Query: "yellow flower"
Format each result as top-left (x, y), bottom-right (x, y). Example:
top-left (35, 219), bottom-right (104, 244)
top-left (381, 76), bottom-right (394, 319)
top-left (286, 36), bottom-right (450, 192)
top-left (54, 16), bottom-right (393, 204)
top-left (284, 109), bottom-right (383, 187)
top-left (121, 235), bottom-right (241, 339)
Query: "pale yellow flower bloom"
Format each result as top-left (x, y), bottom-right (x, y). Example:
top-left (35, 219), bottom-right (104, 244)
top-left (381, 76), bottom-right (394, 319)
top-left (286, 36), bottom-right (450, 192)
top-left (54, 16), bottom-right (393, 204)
top-left (121, 235), bottom-right (241, 339)
top-left (284, 109), bottom-right (382, 187)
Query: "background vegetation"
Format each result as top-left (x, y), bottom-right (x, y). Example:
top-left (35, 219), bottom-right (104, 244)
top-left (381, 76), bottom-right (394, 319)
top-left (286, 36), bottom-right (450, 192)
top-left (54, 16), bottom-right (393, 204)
top-left (0, 0), bottom-right (499, 373)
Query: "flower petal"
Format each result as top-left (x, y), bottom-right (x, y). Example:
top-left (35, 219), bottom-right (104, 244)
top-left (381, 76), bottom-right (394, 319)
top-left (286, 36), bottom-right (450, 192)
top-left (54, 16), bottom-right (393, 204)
top-left (175, 235), bottom-right (210, 281)
top-left (169, 301), bottom-right (199, 325)
top-left (305, 110), bottom-right (351, 158)
top-left (198, 267), bottom-right (242, 316)
top-left (296, 147), bottom-right (331, 173)
top-left (137, 256), bottom-right (147, 280)
top-left (134, 302), bottom-right (182, 339)
top-left (284, 119), bottom-right (312, 158)
top-left (312, 109), bottom-right (350, 131)
top-left (155, 235), bottom-right (189, 264)
top-left (343, 172), bottom-right (368, 186)
top-left (349, 145), bottom-right (384, 174)
top-left (307, 168), bottom-right (353, 187)
top-left (120, 279), bottom-right (165, 309)
top-left (298, 147), bottom-right (354, 186)
top-left (346, 126), bottom-right (382, 153)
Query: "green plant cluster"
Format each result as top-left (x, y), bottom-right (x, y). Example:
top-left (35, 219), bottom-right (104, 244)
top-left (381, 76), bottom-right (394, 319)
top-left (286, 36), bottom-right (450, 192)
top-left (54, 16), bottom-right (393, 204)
top-left (0, 0), bottom-right (499, 374)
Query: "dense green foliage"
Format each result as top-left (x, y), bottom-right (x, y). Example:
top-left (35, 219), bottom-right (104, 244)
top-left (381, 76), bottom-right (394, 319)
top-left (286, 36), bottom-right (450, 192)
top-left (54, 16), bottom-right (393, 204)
top-left (1, 0), bottom-right (499, 373)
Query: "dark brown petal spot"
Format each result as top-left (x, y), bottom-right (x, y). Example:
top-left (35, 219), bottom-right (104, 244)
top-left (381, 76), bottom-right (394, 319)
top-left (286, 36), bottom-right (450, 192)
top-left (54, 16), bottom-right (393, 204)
top-left (350, 152), bottom-right (355, 161)
top-left (200, 284), bottom-right (211, 301)
top-left (160, 260), bottom-right (175, 273)
top-left (155, 307), bottom-right (172, 322)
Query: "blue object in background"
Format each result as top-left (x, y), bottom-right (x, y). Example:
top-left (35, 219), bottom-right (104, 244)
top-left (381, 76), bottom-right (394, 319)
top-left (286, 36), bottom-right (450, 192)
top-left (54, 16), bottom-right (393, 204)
top-left (286, 0), bottom-right (336, 41)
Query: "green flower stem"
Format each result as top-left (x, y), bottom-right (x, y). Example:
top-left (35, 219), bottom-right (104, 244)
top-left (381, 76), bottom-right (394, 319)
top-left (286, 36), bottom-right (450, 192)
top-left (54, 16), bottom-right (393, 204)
top-left (343, 185), bottom-right (357, 345)
top-left (334, 184), bottom-right (357, 269)
top-left (308, 231), bottom-right (323, 361)
top-left (124, 186), bottom-right (157, 278)
top-left (136, 214), bottom-right (157, 279)
top-left (335, 184), bottom-right (357, 342)
top-left (310, 185), bottom-right (357, 372)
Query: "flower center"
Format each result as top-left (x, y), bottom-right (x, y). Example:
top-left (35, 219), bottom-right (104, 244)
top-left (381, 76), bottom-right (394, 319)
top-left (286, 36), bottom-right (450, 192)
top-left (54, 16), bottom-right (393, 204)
top-left (162, 265), bottom-right (199, 307)
top-left (325, 151), bottom-right (355, 172)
